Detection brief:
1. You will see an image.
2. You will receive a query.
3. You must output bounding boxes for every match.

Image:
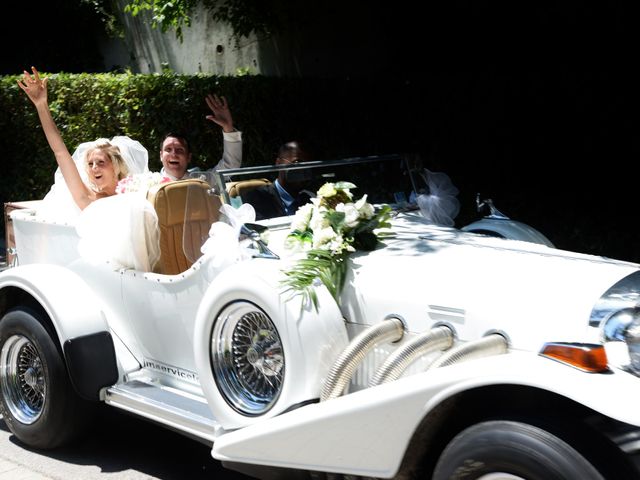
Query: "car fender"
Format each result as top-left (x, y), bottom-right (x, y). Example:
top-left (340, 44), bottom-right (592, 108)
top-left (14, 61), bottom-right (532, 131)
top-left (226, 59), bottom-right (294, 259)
top-left (462, 217), bottom-right (555, 247)
top-left (0, 264), bottom-right (112, 346)
top-left (212, 351), bottom-right (640, 478)
top-left (0, 264), bottom-right (120, 399)
top-left (194, 259), bottom-right (349, 430)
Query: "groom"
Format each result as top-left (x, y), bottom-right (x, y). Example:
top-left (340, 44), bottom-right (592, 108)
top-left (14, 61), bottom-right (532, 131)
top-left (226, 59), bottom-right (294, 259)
top-left (160, 93), bottom-right (242, 180)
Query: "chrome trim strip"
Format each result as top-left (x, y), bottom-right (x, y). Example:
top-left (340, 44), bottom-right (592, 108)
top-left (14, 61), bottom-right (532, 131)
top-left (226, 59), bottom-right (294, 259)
top-left (427, 304), bottom-right (466, 324)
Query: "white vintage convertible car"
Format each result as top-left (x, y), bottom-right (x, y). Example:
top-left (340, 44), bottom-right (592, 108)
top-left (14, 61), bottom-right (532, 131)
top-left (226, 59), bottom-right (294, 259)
top-left (1, 154), bottom-right (639, 480)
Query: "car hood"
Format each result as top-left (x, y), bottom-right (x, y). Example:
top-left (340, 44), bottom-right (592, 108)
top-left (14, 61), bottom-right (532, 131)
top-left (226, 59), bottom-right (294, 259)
top-left (330, 212), bottom-right (639, 352)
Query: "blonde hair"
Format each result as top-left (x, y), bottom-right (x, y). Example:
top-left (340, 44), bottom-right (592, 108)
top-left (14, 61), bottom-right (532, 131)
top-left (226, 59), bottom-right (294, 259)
top-left (84, 139), bottom-right (129, 180)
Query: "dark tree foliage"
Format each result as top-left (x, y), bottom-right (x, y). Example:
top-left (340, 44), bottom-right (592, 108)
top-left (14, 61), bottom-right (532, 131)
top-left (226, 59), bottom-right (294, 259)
top-left (0, 0), bottom-right (106, 74)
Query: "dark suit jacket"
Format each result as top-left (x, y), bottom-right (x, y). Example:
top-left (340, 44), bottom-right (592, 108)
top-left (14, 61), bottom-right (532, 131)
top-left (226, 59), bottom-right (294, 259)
top-left (241, 185), bottom-right (312, 220)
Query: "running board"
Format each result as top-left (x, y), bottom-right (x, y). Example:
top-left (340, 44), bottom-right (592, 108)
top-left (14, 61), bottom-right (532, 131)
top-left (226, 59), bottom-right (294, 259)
top-left (105, 380), bottom-right (223, 444)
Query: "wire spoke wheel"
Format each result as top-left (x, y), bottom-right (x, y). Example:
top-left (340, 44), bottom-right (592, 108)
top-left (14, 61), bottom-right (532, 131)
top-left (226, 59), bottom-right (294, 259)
top-left (0, 307), bottom-right (96, 449)
top-left (212, 301), bottom-right (284, 416)
top-left (1, 334), bottom-right (45, 424)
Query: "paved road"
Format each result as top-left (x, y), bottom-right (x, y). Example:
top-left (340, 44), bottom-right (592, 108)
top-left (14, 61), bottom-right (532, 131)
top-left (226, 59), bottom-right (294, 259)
top-left (0, 408), bottom-right (253, 480)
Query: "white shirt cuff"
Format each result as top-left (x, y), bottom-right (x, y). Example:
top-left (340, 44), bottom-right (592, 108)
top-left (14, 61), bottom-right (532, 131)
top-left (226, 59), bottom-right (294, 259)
top-left (223, 130), bottom-right (242, 142)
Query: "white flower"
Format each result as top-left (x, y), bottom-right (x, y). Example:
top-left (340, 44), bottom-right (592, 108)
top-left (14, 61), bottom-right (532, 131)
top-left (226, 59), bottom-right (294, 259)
top-left (313, 226), bottom-right (338, 250)
top-left (318, 183), bottom-right (337, 198)
top-left (356, 194), bottom-right (375, 219)
top-left (333, 181), bottom-right (356, 199)
top-left (336, 202), bottom-right (361, 228)
top-left (330, 236), bottom-right (355, 255)
top-left (310, 207), bottom-right (330, 232)
top-left (291, 203), bottom-right (313, 231)
top-left (328, 236), bottom-right (346, 254)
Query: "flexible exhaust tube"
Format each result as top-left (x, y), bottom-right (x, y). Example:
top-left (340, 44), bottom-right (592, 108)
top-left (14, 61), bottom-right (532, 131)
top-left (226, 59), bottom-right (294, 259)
top-left (428, 333), bottom-right (508, 370)
top-left (370, 326), bottom-right (454, 387)
top-left (321, 317), bottom-right (404, 402)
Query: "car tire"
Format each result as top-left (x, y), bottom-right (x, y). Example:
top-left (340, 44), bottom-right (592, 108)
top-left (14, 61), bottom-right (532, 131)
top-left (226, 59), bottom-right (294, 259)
top-left (432, 420), bottom-right (605, 480)
top-left (0, 307), bottom-right (92, 449)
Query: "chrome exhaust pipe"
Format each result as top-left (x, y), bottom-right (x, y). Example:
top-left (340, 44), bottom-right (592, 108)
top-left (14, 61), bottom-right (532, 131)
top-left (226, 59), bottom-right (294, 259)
top-left (370, 326), bottom-right (454, 386)
top-left (321, 317), bottom-right (404, 401)
top-left (428, 333), bottom-right (508, 370)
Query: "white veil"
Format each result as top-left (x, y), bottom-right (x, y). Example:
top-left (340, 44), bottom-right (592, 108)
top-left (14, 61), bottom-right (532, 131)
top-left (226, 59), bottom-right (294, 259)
top-left (40, 136), bottom-right (150, 222)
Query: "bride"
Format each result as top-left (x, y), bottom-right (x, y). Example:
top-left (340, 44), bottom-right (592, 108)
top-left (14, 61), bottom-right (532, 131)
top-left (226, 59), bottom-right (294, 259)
top-left (18, 67), bottom-right (160, 271)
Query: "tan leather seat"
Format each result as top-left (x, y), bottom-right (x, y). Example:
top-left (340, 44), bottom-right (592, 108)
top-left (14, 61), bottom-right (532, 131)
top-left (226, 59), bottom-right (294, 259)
top-left (147, 179), bottom-right (221, 275)
top-left (226, 178), bottom-right (272, 199)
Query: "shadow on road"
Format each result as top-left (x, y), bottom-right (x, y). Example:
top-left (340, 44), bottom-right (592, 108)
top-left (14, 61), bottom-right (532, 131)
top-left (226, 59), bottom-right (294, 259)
top-left (2, 406), bottom-right (252, 479)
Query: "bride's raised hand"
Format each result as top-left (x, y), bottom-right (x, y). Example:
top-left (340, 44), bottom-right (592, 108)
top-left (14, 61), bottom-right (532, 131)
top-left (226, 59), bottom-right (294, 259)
top-left (17, 67), bottom-right (48, 106)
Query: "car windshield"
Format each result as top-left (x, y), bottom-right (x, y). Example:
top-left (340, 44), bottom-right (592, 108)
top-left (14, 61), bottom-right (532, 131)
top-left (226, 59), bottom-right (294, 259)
top-left (214, 153), bottom-right (418, 219)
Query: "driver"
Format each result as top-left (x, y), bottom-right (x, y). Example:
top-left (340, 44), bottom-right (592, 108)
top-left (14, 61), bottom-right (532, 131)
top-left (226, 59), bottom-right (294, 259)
top-left (240, 141), bottom-right (314, 220)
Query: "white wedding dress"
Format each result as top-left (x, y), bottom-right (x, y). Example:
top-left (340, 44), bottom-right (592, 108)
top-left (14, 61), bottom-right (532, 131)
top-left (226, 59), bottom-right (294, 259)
top-left (75, 192), bottom-right (160, 272)
top-left (39, 136), bottom-right (160, 271)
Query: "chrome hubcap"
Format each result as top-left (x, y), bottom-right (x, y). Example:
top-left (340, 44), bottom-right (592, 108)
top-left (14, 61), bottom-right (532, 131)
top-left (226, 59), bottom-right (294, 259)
top-left (245, 328), bottom-right (283, 377)
top-left (1, 335), bottom-right (45, 424)
top-left (212, 302), bottom-right (284, 416)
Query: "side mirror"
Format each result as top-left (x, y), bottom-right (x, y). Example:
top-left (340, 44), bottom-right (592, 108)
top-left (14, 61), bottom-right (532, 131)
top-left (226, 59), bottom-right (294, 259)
top-left (240, 224), bottom-right (279, 259)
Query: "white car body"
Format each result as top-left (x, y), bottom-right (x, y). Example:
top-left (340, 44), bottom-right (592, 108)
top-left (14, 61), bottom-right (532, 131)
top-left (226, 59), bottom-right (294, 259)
top-left (1, 155), bottom-right (639, 480)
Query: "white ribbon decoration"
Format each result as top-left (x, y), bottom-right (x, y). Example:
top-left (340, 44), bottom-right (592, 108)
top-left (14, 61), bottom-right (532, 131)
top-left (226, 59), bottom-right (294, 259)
top-left (415, 169), bottom-right (460, 227)
top-left (201, 203), bottom-right (257, 269)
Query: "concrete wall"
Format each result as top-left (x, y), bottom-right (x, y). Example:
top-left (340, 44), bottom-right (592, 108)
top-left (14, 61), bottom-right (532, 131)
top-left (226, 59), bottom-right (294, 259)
top-left (107, 2), bottom-right (396, 78)
top-left (113, 1), bottom-right (262, 75)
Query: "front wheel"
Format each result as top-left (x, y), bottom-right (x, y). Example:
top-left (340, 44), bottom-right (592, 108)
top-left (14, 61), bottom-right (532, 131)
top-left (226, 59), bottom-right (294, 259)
top-left (433, 420), bottom-right (604, 480)
top-left (0, 307), bottom-right (92, 449)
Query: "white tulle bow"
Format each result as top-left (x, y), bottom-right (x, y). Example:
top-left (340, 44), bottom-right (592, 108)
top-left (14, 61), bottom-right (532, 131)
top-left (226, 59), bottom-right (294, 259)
top-left (415, 169), bottom-right (460, 227)
top-left (201, 203), bottom-right (257, 269)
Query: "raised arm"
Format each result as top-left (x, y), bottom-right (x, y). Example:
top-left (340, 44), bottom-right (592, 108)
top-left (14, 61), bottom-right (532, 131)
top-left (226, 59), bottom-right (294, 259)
top-left (18, 67), bottom-right (93, 209)
top-left (204, 93), bottom-right (242, 170)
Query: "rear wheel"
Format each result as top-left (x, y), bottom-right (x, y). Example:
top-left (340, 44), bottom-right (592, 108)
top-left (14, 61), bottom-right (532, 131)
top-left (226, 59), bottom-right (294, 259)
top-left (0, 307), bottom-right (92, 449)
top-left (433, 420), bottom-right (604, 480)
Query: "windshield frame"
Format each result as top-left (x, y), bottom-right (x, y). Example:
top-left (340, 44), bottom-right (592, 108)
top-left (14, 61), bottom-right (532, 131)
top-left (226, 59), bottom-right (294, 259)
top-left (213, 153), bottom-right (413, 206)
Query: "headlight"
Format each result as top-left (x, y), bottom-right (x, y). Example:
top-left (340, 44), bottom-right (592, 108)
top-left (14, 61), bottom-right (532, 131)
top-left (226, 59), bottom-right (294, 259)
top-left (589, 271), bottom-right (640, 328)
top-left (600, 307), bottom-right (640, 374)
top-left (626, 322), bottom-right (640, 374)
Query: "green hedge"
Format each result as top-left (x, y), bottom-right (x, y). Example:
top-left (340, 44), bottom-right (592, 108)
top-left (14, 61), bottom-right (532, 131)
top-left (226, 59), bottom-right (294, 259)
top-left (1, 72), bottom-right (639, 264)
top-left (0, 72), bottom-right (423, 206)
top-left (0, 72), bottom-right (280, 203)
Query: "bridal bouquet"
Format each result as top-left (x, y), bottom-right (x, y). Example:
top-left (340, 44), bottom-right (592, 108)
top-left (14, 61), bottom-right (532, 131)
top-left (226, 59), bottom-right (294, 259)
top-left (116, 172), bottom-right (171, 194)
top-left (281, 181), bottom-right (392, 310)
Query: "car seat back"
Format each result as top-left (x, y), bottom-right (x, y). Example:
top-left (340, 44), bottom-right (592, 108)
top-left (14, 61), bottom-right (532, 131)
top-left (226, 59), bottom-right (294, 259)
top-left (147, 179), bottom-right (221, 275)
top-left (226, 178), bottom-right (272, 198)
